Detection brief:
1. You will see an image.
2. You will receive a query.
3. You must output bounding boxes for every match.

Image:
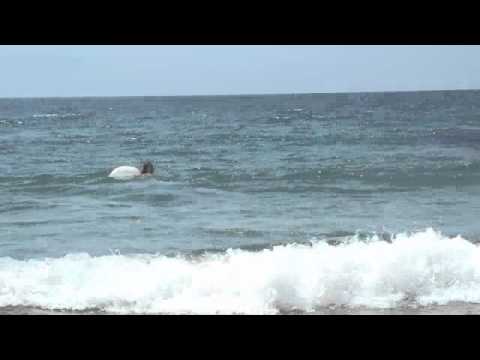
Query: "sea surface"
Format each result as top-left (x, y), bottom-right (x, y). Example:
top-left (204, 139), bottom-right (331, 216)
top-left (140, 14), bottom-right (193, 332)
top-left (2, 91), bottom-right (480, 314)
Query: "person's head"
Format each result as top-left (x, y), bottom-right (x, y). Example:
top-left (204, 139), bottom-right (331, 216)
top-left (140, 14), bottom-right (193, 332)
top-left (141, 160), bottom-right (154, 175)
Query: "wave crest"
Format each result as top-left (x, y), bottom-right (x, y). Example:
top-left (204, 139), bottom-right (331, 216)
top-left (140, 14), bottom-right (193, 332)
top-left (0, 228), bottom-right (479, 314)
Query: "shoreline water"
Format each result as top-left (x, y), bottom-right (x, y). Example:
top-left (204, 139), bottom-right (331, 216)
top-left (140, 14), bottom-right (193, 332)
top-left (1, 303), bottom-right (479, 315)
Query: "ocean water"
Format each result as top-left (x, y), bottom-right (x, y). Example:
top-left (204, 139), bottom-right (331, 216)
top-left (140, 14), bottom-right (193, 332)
top-left (2, 90), bottom-right (480, 314)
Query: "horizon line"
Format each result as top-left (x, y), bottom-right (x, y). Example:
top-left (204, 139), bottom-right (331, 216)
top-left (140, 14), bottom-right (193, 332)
top-left (0, 87), bottom-right (479, 100)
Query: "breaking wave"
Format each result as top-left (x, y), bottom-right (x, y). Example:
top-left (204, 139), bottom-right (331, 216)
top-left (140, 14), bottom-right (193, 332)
top-left (1, 228), bottom-right (480, 314)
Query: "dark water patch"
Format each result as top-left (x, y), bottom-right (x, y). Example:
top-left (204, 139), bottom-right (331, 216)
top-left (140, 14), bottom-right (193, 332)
top-left (3, 218), bottom-right (92, 227)
top-left (9, 184), bottom-right (78, 195)
top-left (111, 192), bottom-right (177, 205)
top-left (98, 215), bottom-right (143, 222)
top-left (245, 184), bottom-right (405, 195)
top-left (432, 127), bottom-right (480, 149)
top-left (0, 201), bottom-right (59, 214)
top-left (4, 220), bottom-right (53, 227)
top-left (3, 171), bottom-right (111, 192)
top-left (104, 203), bottom-right (133, 209)
top-left (201, 227), bottom-right (266, 238)
top-left (0, 143), bottom-right (16, 154)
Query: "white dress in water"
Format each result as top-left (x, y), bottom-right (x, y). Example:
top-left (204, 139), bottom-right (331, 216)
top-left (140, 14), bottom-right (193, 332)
top-left (108, 166), bottom-right (142, 180)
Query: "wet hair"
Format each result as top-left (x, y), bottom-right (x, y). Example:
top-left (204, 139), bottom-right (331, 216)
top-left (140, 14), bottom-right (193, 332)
top-left (141, 160), bottom-right (154, 175)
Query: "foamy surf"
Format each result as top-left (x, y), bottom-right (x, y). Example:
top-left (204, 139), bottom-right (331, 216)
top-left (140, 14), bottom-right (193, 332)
top-left (1, 228), bottom-right (480, 314)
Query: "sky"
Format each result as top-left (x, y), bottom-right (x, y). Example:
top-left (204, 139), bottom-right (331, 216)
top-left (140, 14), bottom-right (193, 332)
top-left (0, 45), bottom-right (479, 97)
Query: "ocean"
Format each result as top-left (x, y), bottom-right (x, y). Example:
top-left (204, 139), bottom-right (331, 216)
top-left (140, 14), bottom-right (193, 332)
top-left (2, 90), bottom-right (480, 314)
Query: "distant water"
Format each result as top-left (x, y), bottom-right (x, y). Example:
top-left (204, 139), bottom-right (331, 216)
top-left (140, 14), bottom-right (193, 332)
top-left (2, 91), bottom-right (480, 314)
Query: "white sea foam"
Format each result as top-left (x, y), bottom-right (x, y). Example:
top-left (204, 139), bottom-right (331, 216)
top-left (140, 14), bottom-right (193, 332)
top-left (33, 113), bottom-right (60, 118)
top-left (32, 113), bottom-right (80, 118)
top-left (1, 228), bottom-right (480, 314)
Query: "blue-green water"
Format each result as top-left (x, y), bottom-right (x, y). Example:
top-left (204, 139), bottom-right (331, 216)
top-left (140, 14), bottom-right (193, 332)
top-left (2, 91), bottom-right (480, 314)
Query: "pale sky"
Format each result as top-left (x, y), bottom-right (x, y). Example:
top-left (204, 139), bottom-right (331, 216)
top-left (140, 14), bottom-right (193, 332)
top-left (0, 45), bottom-right (479, 97)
